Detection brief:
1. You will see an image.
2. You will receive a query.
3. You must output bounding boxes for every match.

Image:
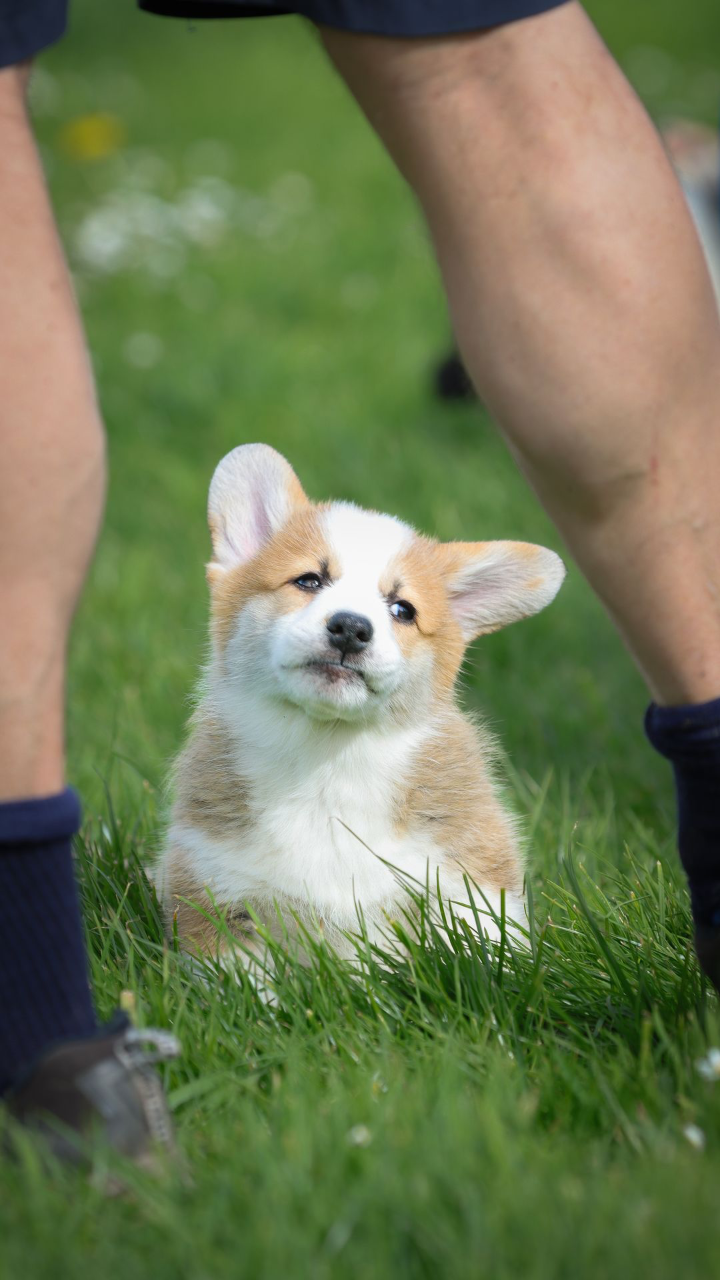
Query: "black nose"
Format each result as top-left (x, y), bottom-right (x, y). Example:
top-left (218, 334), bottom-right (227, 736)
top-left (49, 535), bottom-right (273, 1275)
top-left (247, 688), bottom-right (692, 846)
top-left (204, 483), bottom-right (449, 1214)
top-left (326, 611), bottom-right (374, 655)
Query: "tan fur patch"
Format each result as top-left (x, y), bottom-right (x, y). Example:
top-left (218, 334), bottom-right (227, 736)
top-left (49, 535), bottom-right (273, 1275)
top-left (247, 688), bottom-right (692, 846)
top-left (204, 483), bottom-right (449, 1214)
top-left (172, 712), bottom-right (251, 841)
top-left (209, 504), bottom-right (335, 652)
top-left (164, 714), bottom-right (257, 955)
top-left (162, 846), bottom-right (256, 958)
top-left (387, 537), bottom-right (467, 698)
top-left (508, 542), bottom-right (541, 562)
top-left (395, 709), bottom-right (523, 895)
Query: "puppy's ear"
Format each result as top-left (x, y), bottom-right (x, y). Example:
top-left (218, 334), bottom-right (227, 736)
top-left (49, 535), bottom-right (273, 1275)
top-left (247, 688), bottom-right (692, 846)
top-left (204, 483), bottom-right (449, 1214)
top-left (440, 541), bottom-right (565, 642)
top-left (207, 444), bottom-right (308, 577)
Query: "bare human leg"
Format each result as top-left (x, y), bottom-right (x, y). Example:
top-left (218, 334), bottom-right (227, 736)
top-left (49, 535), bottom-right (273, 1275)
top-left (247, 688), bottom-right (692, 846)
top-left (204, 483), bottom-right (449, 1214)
top-left (0, 61), bottom-right (104, 1089)
top-left (320, 3), bottom-right (720, 710)
top-left (319, 3), bottom-right (720, 981)
top-left (0, 63), bottom-right (105, 802)
top-left (0, 65), bottom-right (179, 1158)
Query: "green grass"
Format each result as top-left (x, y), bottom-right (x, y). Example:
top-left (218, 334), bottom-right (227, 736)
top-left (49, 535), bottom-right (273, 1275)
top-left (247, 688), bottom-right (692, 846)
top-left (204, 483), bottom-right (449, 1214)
top-left (3, 1), bottom-right (720, 1275)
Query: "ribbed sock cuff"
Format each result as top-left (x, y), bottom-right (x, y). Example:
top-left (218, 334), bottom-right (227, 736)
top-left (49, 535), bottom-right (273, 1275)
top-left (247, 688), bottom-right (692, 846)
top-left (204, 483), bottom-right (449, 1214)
top-left (645, 696), bottom-right (720, 759)
top-left (645, 695), bottom-right (720, 929)
top-left (0, 788), bottom-right (81, 848)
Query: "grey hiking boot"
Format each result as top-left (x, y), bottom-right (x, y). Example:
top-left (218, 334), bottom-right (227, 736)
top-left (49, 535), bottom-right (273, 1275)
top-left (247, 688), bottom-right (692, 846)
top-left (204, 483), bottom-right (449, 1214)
top-left (3, 1012), bottom-right (180, 1173)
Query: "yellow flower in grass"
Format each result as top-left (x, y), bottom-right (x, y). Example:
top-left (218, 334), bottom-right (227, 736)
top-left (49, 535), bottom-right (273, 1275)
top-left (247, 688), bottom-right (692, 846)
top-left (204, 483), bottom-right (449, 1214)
top-left (58, 113), bottom-right (126, 162)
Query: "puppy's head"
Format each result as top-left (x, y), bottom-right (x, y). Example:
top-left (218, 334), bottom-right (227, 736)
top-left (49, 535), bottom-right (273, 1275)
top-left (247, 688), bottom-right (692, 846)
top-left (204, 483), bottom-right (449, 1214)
top-left (207, 445), bottom-right (565, 723)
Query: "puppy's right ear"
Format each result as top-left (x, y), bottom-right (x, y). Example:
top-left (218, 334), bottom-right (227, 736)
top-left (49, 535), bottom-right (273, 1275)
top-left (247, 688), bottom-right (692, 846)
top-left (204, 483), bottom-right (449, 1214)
top-left (207, 444), bottom-right (308, 580)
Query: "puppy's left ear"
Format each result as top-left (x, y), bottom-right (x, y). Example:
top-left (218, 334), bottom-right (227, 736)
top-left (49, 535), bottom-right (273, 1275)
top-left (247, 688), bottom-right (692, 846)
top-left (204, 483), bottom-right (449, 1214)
top-left (441, 541), bottom-right (566, 641)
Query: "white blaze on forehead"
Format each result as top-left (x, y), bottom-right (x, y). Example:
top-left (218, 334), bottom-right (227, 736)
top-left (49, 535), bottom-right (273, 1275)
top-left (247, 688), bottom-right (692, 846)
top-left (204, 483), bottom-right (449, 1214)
top-left (264, 501), bottom-right (419, 718)
top-left (323, 502), bottom-right (413, 586)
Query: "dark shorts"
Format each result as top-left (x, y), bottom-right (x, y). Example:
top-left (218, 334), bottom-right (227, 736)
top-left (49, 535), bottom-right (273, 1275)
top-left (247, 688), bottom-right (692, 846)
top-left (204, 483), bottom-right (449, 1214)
top-left (0, 0), bottom-right (68, 68)
top-left (139, 0), bottom-right (571, 37)
top-left (0, 0), bottom-right (571, 68)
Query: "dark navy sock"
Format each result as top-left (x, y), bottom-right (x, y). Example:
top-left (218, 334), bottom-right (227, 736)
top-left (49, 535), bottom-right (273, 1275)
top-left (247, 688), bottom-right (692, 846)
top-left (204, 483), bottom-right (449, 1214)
top-left (0, 788), bottom-right (97, 1094)
top-left (645, 696), bottom-right (720, 929)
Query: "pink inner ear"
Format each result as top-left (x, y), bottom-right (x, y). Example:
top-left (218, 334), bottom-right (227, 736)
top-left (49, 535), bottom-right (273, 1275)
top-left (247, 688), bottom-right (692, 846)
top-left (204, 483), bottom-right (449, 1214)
top-left (219, 515), bottom-right (241, 561)
top-left (209, 445), bottom-right (309, 572)
top-left (449, 557), bottom-right (509, 630)
top-left (445, 541), bottom-right (566, 639)
top-left (222, 493), bottom-right (274, 565)
top-left (250, 492), bottom-right (274, 554)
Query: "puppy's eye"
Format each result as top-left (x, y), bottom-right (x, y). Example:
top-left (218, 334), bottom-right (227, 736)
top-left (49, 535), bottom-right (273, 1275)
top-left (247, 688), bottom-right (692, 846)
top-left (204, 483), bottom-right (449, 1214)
top-left (390, 599), bottom-right (416, 624)
top-left (293, 572), bottom-right (324, 592)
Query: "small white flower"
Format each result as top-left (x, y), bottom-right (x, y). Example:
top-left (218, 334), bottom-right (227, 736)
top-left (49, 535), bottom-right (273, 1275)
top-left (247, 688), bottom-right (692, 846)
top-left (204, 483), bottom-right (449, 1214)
top-left (682, 1124), bottom-right (706, 1151)
top-left (347, 1124), bottom-right (372, 1148)
top-left (696, 1048), bottom-right (720, 1082)
top-left (176, 187), bottom-right (229, 246)
top-left (75, 210), bottom-right (130, 273)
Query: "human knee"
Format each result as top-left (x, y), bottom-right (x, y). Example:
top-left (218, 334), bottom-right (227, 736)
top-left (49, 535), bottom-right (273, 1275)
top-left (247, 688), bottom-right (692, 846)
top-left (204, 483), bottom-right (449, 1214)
top-left (321, 5), bottom-right (659, 253)
top-left (321, 5), bottom-right (614, 137)
top-left (1, 400), bottom-right (106, 615)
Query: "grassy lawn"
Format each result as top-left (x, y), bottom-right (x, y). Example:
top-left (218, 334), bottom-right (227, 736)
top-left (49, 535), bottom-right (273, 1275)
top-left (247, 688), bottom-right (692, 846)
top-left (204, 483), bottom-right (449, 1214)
top-left (3, 1), bottom-right (720, 1274)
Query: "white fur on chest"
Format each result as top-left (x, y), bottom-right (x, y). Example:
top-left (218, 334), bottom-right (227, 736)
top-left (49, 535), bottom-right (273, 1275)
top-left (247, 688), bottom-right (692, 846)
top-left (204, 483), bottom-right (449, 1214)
top-left (167, 692), bottom-right (458, 932)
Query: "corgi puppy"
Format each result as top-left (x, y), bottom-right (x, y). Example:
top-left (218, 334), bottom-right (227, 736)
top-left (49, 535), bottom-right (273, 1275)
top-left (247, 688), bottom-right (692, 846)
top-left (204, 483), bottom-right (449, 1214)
top-left (157, 444), bottom-right (565, 970)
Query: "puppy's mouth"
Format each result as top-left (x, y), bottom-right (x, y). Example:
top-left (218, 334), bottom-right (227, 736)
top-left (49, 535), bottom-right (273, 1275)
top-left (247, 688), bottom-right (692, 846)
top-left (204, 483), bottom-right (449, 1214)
top-left (303, 659), bottom-right (368, 686)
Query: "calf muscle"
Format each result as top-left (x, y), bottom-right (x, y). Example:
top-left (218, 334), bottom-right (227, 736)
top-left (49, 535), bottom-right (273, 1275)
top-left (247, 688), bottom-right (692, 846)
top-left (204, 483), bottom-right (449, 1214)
top-left (321, 4), bottom-right (720, 705)
top-left (0, 66), bottom-right (105, 799)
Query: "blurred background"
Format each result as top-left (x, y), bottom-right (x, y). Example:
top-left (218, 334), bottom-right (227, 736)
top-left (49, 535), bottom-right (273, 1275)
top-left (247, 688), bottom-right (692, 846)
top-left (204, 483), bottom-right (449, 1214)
top-left (33, 0), bottom-right (720, 854)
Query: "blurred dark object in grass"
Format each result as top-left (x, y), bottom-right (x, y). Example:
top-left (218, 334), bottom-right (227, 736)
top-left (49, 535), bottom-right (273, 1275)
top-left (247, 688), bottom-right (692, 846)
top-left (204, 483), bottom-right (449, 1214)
top-left (433, 348), bottom-right (477, 403)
